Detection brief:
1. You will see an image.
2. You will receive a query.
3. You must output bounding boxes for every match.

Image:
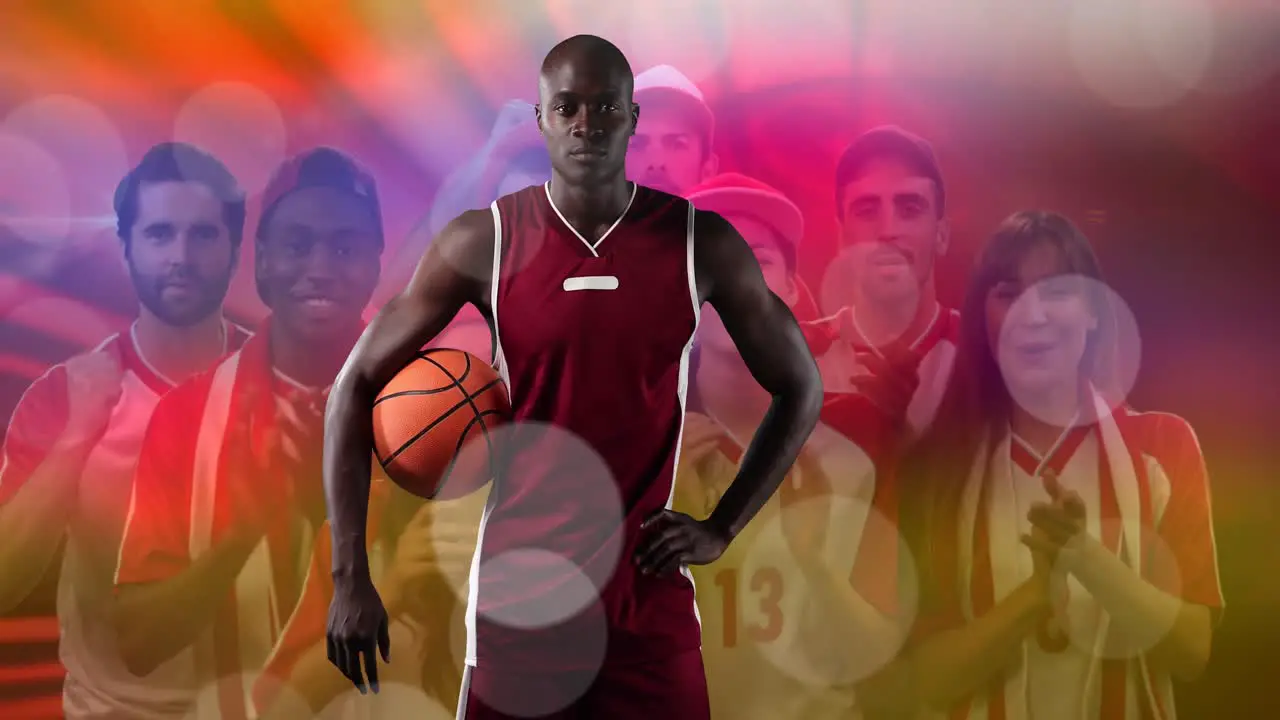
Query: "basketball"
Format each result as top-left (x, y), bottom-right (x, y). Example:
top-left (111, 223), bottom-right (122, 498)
top-left (372, 348), bottom-right (511, 500)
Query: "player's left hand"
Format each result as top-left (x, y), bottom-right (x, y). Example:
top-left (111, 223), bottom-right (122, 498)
top-left (634, 510), bottom-right (730, 576)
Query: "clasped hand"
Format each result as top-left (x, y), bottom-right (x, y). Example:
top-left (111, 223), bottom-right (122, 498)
top-left (1020, 471), bottom-right (1094, 573)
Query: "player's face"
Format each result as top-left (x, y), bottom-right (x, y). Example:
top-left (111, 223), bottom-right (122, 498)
top-left (257, 186), bottom-right (381, 343)
top-left (700, 217), bottom-right (794, 354)
top-left (537, 63), bottom-right (637, 185)
top-left (837, 157), bottom-right (945, 308)
top-left (627, 103), bottom-right (713, 196)
top-left (125, 180), bottom-right (237, 327)
top-left (986, 241), bottom-right (1097, 398)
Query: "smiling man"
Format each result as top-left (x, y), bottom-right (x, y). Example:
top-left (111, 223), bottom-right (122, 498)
top-left (111, 147), bottom-right (384, 719)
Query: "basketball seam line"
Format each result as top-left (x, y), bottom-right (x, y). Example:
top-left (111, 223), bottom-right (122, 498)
top-left (416, 352), bottom-right (498, 498)
top-left (382, 376), bottom-right (502, 465)
top-left (372, 349), bottom-right (474, 407)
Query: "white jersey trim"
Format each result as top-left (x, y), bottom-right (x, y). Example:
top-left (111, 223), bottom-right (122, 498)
top-left (670, 200), bottom-right (702, 633)
top-left (465, 202), bottom-right (506, 667)
top-left (543, 181), bottom-right (637, 257)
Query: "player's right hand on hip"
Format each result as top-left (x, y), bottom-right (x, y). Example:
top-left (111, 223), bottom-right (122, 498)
top-left (327, 574), bottom-right (391, 694)
top-left (58, 350), bottom-right (124, 451)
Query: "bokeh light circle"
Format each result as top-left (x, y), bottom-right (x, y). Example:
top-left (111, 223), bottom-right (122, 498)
top-left (995, 275), bottom-right (1142, 428)
top-left (449, 420), bottom-right (624, 628)
top-left (3, 95), bottom-right (129, 225)
top-left (0, 131), bottom-right (72, 246)
top-left (818, 244), bottom-right (858, 319)
top-left (464, 594), bottom-right (607, 718)
top-left (1195, 15), bottom-right (1280, 95)
top-left (173, 82), bottom-right (289, 196)
top-left (734, 433), bottom-right (917, 687)
top-left (1068, 0), bottom-right (1213, 109)
top-left (818, 243), bottom-right (931, 353)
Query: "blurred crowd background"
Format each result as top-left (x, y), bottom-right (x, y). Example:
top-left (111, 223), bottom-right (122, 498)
top-left (1, 0), bottom-right (1278, 716)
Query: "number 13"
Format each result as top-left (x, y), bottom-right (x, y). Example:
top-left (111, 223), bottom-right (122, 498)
top-left (713, 567), bottom-right (784, 648)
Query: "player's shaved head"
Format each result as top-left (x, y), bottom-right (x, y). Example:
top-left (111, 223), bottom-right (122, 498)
top-left (535, 35), bottom-right (638, 185)
top-left (539, 34), bottom-right (634, 97)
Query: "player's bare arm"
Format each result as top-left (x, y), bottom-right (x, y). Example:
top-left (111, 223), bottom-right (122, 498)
top-left (323, 207), bottom-right (493, 693)
top-left (635, 210), bottom-right (823, 576)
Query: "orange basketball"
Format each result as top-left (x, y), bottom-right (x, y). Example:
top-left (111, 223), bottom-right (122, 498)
top-left (372, 348), bottom-right (511, 500)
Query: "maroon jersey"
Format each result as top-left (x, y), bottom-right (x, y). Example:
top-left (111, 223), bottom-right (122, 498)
top-left (466, 183), bottom-right (701, 671)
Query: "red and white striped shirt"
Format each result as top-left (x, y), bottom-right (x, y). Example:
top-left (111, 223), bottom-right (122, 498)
top-left (114, 318), bottom-right (328, 720)
top-left (0, 320), bottom-right (248, 720)
top-left (930, 402), bottom-right (1223, 720)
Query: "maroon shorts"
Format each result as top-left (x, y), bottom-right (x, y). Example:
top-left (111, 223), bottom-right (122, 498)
top-left (456, 648), bottom-right (709, 720)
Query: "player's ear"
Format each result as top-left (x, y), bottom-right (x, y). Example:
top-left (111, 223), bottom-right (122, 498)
top-left (936, 217), bottom-right (951, 257)
top-left (117, 235), bottom-right (132, 274)
top-left (781, 275), bottom-right (799, 307)
top-left (253, 238), bottom-right (273, 308)
top-left (631, 103), bottom-right (640, 135)
top-left (534, 104), bottom-right (543, 133)
top-left (702, 151), bottom-right (720, 182)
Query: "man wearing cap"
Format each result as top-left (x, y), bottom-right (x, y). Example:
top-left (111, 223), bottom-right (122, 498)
top-left (111, 147), bottom-right (384, 718)
top-left (676, 175), bottom-right (902, 719)
top-left (628, 64), bottom-right (720, 197)
top-left (809, 126), bottom-right (961, 439)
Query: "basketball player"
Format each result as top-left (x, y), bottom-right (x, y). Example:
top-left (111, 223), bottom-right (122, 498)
top-left (323, 35), bottom-right (822, 719)
top-left (0, 142), bottom-right (250, 719)
top-left (809, 126), bottom-right (960, 438)
top-left (901, 211), bottom-right (1221, 719)
top-left (627, 64), bottom-right (719, 197)
top-left (111, 147), bottom-right (383, 719)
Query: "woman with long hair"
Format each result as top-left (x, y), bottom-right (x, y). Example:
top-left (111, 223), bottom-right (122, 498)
top-left (899, 211), bottom-right (1222, 719)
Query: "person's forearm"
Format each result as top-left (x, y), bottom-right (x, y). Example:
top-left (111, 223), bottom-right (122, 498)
top-left (708, 387), bottom-right (822, 538)
top-left (323, 373), bottom-right (377, 583)
top-left (912, 580), bottom-right (1049, 711)
top-left (114, 532), bottom-right (259, 675)
top-left (0, 442), bottom-right (92, 612)
top-left (1070, 543), bottom-right (1212, 680)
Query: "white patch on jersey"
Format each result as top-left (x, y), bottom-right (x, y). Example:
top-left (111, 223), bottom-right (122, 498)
top-left (561, 275), bottom-right (620, 292)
